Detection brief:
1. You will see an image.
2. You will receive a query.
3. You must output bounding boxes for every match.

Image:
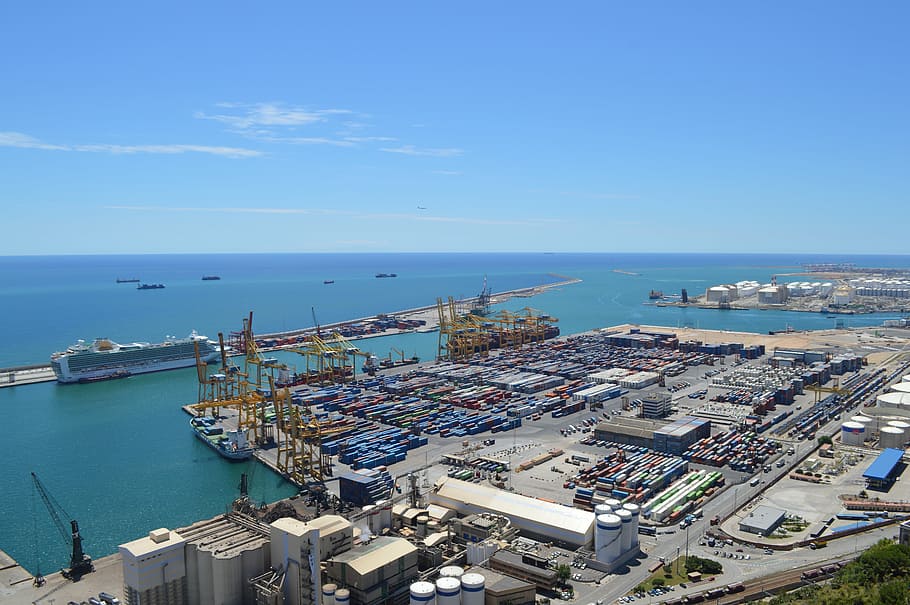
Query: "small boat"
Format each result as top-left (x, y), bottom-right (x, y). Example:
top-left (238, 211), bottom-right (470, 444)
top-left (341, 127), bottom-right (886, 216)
top-left (201, 276), bottom-right (221, 281)
top-left (324, 280), bottom-right (335, 284)
top-left (77, 369), bottom-right (131, 384)
top-left (375, 273), bottom-right (398, 278)
top-left (649, 290), bottom-right (664, 300)
top-left (190, 417), bottom-right (253, 461)
top-left (137, 283), bottom-right (165, 290)
top-left (116, 278), bottom-right (140, 283)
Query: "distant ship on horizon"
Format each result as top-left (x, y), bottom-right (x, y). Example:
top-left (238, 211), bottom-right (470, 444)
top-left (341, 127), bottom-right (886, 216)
top-left (116, 278), bottom-right (140, 283)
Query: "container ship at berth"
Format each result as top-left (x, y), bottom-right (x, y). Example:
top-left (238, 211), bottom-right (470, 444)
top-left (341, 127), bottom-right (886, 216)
top-left (50, 331), bottom-right (220, 384)
top-left (190, 417), bottom-right (253, 461)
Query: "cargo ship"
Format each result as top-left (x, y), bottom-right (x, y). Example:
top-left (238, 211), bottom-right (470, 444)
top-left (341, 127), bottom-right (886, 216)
top-left (50, 331), bottom-right (220, 384)
top-left (201, 275), bottom-right (221, 281)
top-left (375, 273), bottom-right (397, 278)
top-left (116, 278), bottom-right (140, 283)
top-left (137, 283), bottom-right (165, 290)
top-left (324, 280), bottom-right (335, 284)
top-left (190, 417), bottom-right (253, 461)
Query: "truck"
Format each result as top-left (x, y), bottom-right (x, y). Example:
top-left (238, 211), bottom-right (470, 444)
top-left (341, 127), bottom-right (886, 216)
top-left (749, 477), bottom-right (761, 487)
top-left (710, 515), bottom-right (721, 526)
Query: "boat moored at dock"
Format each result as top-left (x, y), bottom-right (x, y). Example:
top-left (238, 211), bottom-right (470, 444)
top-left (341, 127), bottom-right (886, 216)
top-left (190, 417), bottom-right (253, 461)
top-left (50, 331), bottom-right (220, 384)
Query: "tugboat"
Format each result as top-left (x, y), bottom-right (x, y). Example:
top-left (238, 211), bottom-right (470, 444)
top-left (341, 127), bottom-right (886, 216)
top-left (137, 283), bottom-right (165, 290)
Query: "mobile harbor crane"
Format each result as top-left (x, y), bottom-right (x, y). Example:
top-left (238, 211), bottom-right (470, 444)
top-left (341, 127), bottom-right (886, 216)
top-left (31, 472), bottom-right (94, 583)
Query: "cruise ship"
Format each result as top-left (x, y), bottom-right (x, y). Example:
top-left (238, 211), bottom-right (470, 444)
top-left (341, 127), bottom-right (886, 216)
top-left (50, 331), bottom-right (220, 384)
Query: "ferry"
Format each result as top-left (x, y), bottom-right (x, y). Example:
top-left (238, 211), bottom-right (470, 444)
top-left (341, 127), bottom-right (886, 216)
top-left (190, 417), bottom-right (253, 461)
top-left (50, 331), bottom-right (220, 384)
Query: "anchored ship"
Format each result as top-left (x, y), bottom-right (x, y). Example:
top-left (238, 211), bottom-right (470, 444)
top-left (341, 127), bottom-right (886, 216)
top-left (137, 283), bottom-right (165, 290)
top-left (190, 417), bottom-right (253, 461)
top-left (50, 331), bottom-right (220, 384)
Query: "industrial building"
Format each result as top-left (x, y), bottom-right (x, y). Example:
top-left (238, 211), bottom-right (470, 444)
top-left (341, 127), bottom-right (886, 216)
top-left (640, 392), bottom-right (672, 419)
top-left (653, 417), bottom-right (711, 455)
top-left (738, 505), bottom-right (787, 536)
top-left (451, 514), bottom-right (514, 545)
top-left (324, 536), bottom-right (418, 605)
top-left (430, 477), bottom-right (595, 548)
top-left (487, 551), bottom-right (558, 590)
top-left (307, 514), bottom-right (355, 558)
top-left (593, 417), bottom-right (656, 450)
top-left (863, 448), bottom-right (906, 490)
top-left (120, 528), bottom-right (188, 605)
top-left (464, 566), bottom-right (536, 605)
top-left (270, 518), bottom-right (322, 605)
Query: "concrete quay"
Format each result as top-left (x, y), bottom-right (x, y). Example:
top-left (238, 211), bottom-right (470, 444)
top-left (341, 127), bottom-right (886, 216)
top-left (0, 365), bottom-right (56, 389)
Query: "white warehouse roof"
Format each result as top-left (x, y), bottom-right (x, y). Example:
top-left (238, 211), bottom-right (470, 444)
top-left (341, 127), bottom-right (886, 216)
top-left (430, 477), bottom-right (594, 547)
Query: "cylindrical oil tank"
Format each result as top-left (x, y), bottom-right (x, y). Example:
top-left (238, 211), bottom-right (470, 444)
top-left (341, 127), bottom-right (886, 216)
top-left (890, 382), bottom-right (910, 394)
top-left (616, 508), bottom-right (633, 554)
top-left (596, 513), bottom-right (622, 563)
top-left (460, 573), bottom-right (485, 605)
top-left (322, 584), bottom-right (337, 605)
top-left (416, 515), bottom-right (429, 538)
top-left (888, 420), bottom-right (910, 430)
top-left (852, 415), bottom-right (873, 425)
top-left (877, 393), bottom-right (910, 410)
top-left (435, 577), bottom-right (461, 605)
top-left (335, 589), bottom-right (350, 605)
top-left (594, 504), bottom-right (612, 516)
top-left (439, 566), bottom-right (464, 579)
top-left (842, 422), bottom-right (866, 447)
top-left (622, 503), bottom-right (641, 548)
top-left (880, 426), bottom-right (906, 450)
top-left (410, 582), bottom-right (436, 605)
top-left (604, 498), bottom-right (622, 511)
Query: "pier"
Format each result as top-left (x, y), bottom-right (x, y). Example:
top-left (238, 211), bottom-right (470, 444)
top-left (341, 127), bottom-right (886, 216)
top-left (0, 364), bottom-right (56, 389)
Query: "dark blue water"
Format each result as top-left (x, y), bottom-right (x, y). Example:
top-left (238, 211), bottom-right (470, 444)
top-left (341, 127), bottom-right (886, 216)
top-left (1, 252), bottom-right (907, 573)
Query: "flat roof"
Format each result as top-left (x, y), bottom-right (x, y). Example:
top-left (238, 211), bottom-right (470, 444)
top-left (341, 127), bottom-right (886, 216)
top-left (864, 448), bottom-right (905, 481)
top-left (329, 536), bottom-right (416, 575)
top-left (465, 565), bottom-right (535, 593)
top-left (739, 505), bottom-right (787, 533)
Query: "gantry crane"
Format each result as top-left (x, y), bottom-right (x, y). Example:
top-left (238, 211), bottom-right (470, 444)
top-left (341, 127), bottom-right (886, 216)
top-left (31, 472), bottom-right (94, 582)
top-left (805, 377), bottom-right (852, 404)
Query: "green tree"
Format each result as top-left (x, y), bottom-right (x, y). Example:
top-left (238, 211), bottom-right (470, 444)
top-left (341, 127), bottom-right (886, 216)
top-left (652, 578), bottom-right (666, 587)
top-left (878, 579), bottom-right (909, 605)
top-left (817, 435), bottom-right (833, 446)
top-left (556, 564), bottom-right (571, 585)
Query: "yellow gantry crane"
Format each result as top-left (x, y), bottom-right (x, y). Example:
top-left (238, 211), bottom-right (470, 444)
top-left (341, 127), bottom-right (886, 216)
top-left (805, 377), bottom-right (851, 404)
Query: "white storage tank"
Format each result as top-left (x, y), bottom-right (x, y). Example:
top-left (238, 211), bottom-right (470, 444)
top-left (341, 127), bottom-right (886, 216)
top-left (888, 421), bottom-right (910, 430)
top-left (890, 382), bottom-right (910, 394)
top-left (877, 392), bottom-right (910, 409)
top-left (596, 513), bottom-right (622, 563)
top-left (880, 426), bottom-right (906, 450)
top-left (439, 565), bottom-right (464, 579)
top-left (377, 499), bottom-right (393, 530)
top-left (616, 508), bottom-right (633, 554)
top-left (842, 421), bottom-right (866, 447)
top-left (322, 584), bottom-right (337, 605)
top-left (435, 577), bottom-right (461, 605)
top-left (604, 498), bottom-right (622, 511)
top-left (851, 415), bottom-right (873, 426)
top-left (410, 582), bottom-right (436, 605)
top-left (622, 503), bottom-right (641, 548)
top-left (460, 573), bottom-right (485, 605)
top-left (336, 589), bottom-right (351, 605)
top-left (594, 504), bottom-right (612, 516)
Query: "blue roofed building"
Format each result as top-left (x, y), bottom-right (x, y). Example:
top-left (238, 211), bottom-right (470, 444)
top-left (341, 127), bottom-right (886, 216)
top-left (863, 448), bottom-right (906, 489)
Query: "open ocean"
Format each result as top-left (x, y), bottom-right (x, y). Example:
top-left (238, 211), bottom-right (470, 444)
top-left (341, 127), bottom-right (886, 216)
top-left (1, 252), bottom-right (908, 574)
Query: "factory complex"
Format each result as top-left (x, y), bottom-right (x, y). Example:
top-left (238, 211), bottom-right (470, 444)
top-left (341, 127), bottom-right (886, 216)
top-left (15, 321), bottom-right (910, 605)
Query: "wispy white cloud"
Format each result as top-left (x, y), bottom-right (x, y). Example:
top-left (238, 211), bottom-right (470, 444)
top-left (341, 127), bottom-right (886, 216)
top-left (343, 136), bottom-right (398, 143)
top-left (253, 135), bottom-right (356, 147)
top-left (106, 205), bottom-right (559, 227)
top-left (380, 145), bottom-right (463, 158)
top-left (432, 169), bottom-right (463, 176)
top-left (195, 103), bottom-right (351, 131)
top-left (0, 131), bottom-right (262, 158)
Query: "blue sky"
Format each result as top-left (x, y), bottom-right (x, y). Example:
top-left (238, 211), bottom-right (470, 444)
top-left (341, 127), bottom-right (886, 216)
top-left (1, 2), bottom-right (907, 255)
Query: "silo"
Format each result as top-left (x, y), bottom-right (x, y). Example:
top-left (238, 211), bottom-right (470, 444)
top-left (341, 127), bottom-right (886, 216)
top-left (604, 498), bottom-right (622, 511)
top-left (890, 382), bottom-right (910, 394)
top-left (841, 422), bottom-right (866, 446)
top-left (877, 393), bottom-right (910, 409)
top-left (460, 573), bottom-right (485, 605)
top-left (622, 503), bottom-right (641, 548)
top-left (616, 508), bottom-right (633, 554)
top-left (435, 577), bottom-right (461, 605)
top-left (322, 584), bottom-right (337, 605)
top-left (880, 426), bottom-right (906, 450)
top-left (596, 513), bottom-right (622, 563)
top-left (335, 589), bottom-right (351, 605)
top-left (416, 515), bottom-right (429, 538)
top-left (410, 582), bottom-right (436, 605)
top-left (439, 566), bottom-right (464, 579)
top-left (594, 504), bottom-right (612, 516)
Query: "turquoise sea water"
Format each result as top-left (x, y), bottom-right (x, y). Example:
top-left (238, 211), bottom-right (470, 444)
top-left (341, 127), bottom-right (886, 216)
top-left (1, 252), bottom-right (907, 573)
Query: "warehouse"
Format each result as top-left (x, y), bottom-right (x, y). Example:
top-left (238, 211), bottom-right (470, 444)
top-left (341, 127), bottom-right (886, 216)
top-left (653, 417), bottom-right (711, 455)
top-left (738, 505), bottom-right (787, 536)
top-left (464, 566), bottom-right (536, 605)
top-left (487, 551), bottom-right (559, 590)
top-left (430, 477), bottom-right (595, 548)
top-left (324, 536), bottom-right (418, 605)
top-left (863, 448), bottom-right (906, 490)
top-left (594, 417), bottom-right (656, 450)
